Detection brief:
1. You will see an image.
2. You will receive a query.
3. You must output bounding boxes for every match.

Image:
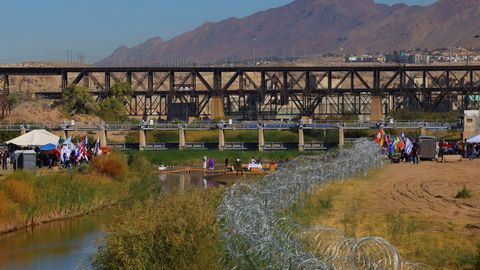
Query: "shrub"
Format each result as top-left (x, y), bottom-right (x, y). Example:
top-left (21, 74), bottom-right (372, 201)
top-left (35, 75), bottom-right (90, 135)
top-left (4, 179), bottom-right (35, 206)
top-left (93, 189), bottom-right (224, 270)
top-left (455, 185), bottom-right (471, 199)
top-left (98, 97), bottom-right (129, 122)
top-left (91, 153), bottom-right (128, 181)
top-left (61, 84), bottom-right (99, 115)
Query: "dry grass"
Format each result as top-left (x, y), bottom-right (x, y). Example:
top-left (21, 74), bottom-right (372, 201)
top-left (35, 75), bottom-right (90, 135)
top-left (0, 153), bottom-right (156, 234)
top-left (3, 179), bottom-right (35, 206)
top-left (91, 153), bottom-right (128, 181)
top-left (0, 191), bottom-right (8, 217)
top-left (289, 167), bottom-right (480, 269)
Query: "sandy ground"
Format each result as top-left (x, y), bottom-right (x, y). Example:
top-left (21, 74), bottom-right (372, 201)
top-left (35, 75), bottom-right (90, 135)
top-left (372, 160), bottom-right (480, 228)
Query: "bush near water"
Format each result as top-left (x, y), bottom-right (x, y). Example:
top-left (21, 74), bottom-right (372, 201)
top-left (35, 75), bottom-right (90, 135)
top-left (93, 189), bottom-right (224, 270)
top-left (0, 152), bottom-right (156, 234)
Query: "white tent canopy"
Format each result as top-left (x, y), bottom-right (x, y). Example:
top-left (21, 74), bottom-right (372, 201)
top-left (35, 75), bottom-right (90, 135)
top-left (6, 129), bottom-right (60, 147)
top-left (467, 134), bottom-right (480, 144)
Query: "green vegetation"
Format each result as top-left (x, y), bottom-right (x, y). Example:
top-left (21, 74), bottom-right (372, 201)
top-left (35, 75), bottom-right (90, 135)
top-left (455, 185), bottom-right (472, 199)
top-left (127, 149), bottom-right (314, 166)
top-left (0, 131), bottom-right (21, 144)
top-left (61, 85), bottom-right (99, 115)
top-left (93, 189), bottom-right (224, 270)
top-left (60, 82), bottom-right (131, 121)
top-left (0, 152), bottom-right (156, 234)
top-left (7, 91), bottom-right (34, 110)
top-left (125, 129), bottom-right (339, 144)
top-left (98, 82), bottom-right (131, 121)
top-left (388, 109), bottom-right (462, 122)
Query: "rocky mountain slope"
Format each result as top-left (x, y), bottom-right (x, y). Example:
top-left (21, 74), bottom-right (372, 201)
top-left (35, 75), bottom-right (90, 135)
top-left (96, 0), bottom-right (480, 66)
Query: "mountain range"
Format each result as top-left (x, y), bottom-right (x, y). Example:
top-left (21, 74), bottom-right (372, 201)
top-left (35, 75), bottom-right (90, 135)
top-left (96, 0), bottom-right (480, 66)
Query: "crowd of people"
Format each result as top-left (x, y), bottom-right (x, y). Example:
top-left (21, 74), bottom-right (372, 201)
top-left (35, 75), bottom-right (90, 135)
top-left (3, 136), bottom-right (107, 172)
top-left (201, 156), bottom-right (265, 175)
top-left (376, 128), bottom-right (480, 163)
top-left (376, 129), bottom-right (421, 164)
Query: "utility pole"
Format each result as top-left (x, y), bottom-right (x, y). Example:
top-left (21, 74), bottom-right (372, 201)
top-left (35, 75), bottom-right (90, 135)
top-left (252, 38), bottom-right (257, 66)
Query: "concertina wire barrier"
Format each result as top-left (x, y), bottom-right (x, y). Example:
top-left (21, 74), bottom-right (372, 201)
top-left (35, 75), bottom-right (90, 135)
top-left (218, 138), bottom-right (429, 270)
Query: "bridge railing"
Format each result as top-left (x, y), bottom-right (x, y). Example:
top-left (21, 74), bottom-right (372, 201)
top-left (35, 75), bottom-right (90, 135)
top-left (0, 120), bottom-right (460, 131)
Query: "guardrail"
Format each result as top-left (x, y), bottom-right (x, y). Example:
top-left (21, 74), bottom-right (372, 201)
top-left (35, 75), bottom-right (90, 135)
top-left (0, 120), bottom-right (460, 132)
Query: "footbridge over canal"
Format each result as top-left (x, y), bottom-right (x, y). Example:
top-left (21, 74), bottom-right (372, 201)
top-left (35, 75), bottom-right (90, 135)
top-left (1, 121), bottom-right (459, 152)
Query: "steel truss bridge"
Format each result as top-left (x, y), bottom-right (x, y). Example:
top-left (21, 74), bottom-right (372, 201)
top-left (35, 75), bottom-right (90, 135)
top-left (1, 65), bottom-right (480, 119)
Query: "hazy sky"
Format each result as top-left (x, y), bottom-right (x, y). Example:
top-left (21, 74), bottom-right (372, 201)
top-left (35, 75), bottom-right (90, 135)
top-left (0, 0), bottom-right (437, 63)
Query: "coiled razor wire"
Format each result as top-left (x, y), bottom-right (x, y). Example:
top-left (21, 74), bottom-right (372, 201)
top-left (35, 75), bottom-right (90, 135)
top-left (218, 139), bottom-right (430, 270)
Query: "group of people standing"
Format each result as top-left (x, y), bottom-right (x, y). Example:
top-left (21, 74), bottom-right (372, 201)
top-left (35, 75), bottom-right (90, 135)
top-left (202, 156), bottom-right (216, 170)
top-left (0, 151), bottom-right (11, 170)
top-left (201, 156), bottom-right (251, 175)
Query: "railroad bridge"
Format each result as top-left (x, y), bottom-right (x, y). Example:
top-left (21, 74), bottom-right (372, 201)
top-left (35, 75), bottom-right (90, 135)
top-left (1, 65), bottom-right (480, 120)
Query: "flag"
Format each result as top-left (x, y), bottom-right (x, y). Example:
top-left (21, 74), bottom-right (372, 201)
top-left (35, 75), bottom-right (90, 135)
top-left (397, 139), bottom-right (405, 151)
top-left (401, 131), bottom-right (405, 142)
top-left (94, 138), bottom-right (100, 156)
top-left (405, 138), bottom-right (413, 155)
top-left (375, 128), bottom-right (385, 145)
top-left (388, 138), bottom-right (396, 154)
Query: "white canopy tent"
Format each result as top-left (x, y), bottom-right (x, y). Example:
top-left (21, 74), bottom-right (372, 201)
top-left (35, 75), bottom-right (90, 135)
top-left (467, 135), bottom-right (480, 144)
top-left (6, 129), bottom-right (60, 147)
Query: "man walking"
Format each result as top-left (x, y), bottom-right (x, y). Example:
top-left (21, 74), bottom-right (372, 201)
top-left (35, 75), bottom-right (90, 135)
top-left (2, 151), bottom-right (8, 170)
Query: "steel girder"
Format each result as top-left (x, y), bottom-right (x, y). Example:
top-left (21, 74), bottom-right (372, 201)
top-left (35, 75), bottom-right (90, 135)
top-left (1, 65), bottom-right (479, 119)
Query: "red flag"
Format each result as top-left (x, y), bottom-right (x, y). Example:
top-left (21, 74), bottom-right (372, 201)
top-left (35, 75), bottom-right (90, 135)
top-left (375, 129), bottom-right (384, 145)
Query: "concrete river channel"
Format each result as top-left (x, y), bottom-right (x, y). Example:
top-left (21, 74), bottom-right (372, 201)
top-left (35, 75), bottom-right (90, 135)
top-left (0, 172), bottom-right (209, 270)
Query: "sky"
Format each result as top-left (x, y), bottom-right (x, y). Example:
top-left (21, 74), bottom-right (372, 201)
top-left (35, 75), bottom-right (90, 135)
top-left (0, 0), bottom-right (437, 63)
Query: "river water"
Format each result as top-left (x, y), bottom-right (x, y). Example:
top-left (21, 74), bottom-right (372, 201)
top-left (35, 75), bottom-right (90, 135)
top-left (0, 173), bottom-right (207, 270)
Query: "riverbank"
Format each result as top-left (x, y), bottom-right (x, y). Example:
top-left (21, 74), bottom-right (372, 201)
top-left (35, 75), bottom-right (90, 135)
top-left (289, 162), bottom-right (480, 269)
top-left (0, 152), bottom-right (155, 235)
top-left (127, 149), bottom-right (315, 167)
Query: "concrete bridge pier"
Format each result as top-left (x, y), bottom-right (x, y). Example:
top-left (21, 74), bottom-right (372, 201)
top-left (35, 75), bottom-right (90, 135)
top-left (338, 127), bottom-right (345, 148)
top-left (139, 129), bottom-right (146, 151)
top-left (218, 129), bottom-right (225, 151)
top-left (258, 127), bottom-right (265, 152)
top-left (179, 127), bottom-right (186, 150)
top-left (298, 128), bottom-right (305, 152)
top-left (211, 96), bottom-right (225, 119)
top-left (100, 128), bottom-right (107, 148)
top-left (370, 95), bottom-right (383, 122)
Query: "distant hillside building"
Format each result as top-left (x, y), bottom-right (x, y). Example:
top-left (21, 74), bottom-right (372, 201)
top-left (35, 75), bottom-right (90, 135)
top-left (344, 55), bottom-right (375, 63)
top-left (385, 52), bottom-right (430, 64)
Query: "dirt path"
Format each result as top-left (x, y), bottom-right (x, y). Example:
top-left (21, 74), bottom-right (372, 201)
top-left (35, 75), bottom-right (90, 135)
top-left (372, 160), bottom-right (480, 226)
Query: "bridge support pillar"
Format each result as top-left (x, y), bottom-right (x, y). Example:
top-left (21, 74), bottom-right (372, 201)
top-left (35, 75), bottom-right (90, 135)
top-left (420, 128), bottom-right (427, 136)
top-left (139, 130), bottom-right (146, 151)
top-left (211, 96), bottom-right (225, 119)
top-left (21, 127), bottom-right (27, 136)
top-left (338, 127), bottom-right (345, 148)
top-left (179, 128), bottom-right (186, 150)
top-left (298, 128), bottom-right (305, 152)
top-left (370, 96), bottom-right (383, 122)
top-left (218, 129), bottom-right (225, 151)
top-left (258, 127), bottom-right (265, 152)
top-left (62, 130), bottom-right (69, 139)
top-left (100, 129), bottom-right (107, 148)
